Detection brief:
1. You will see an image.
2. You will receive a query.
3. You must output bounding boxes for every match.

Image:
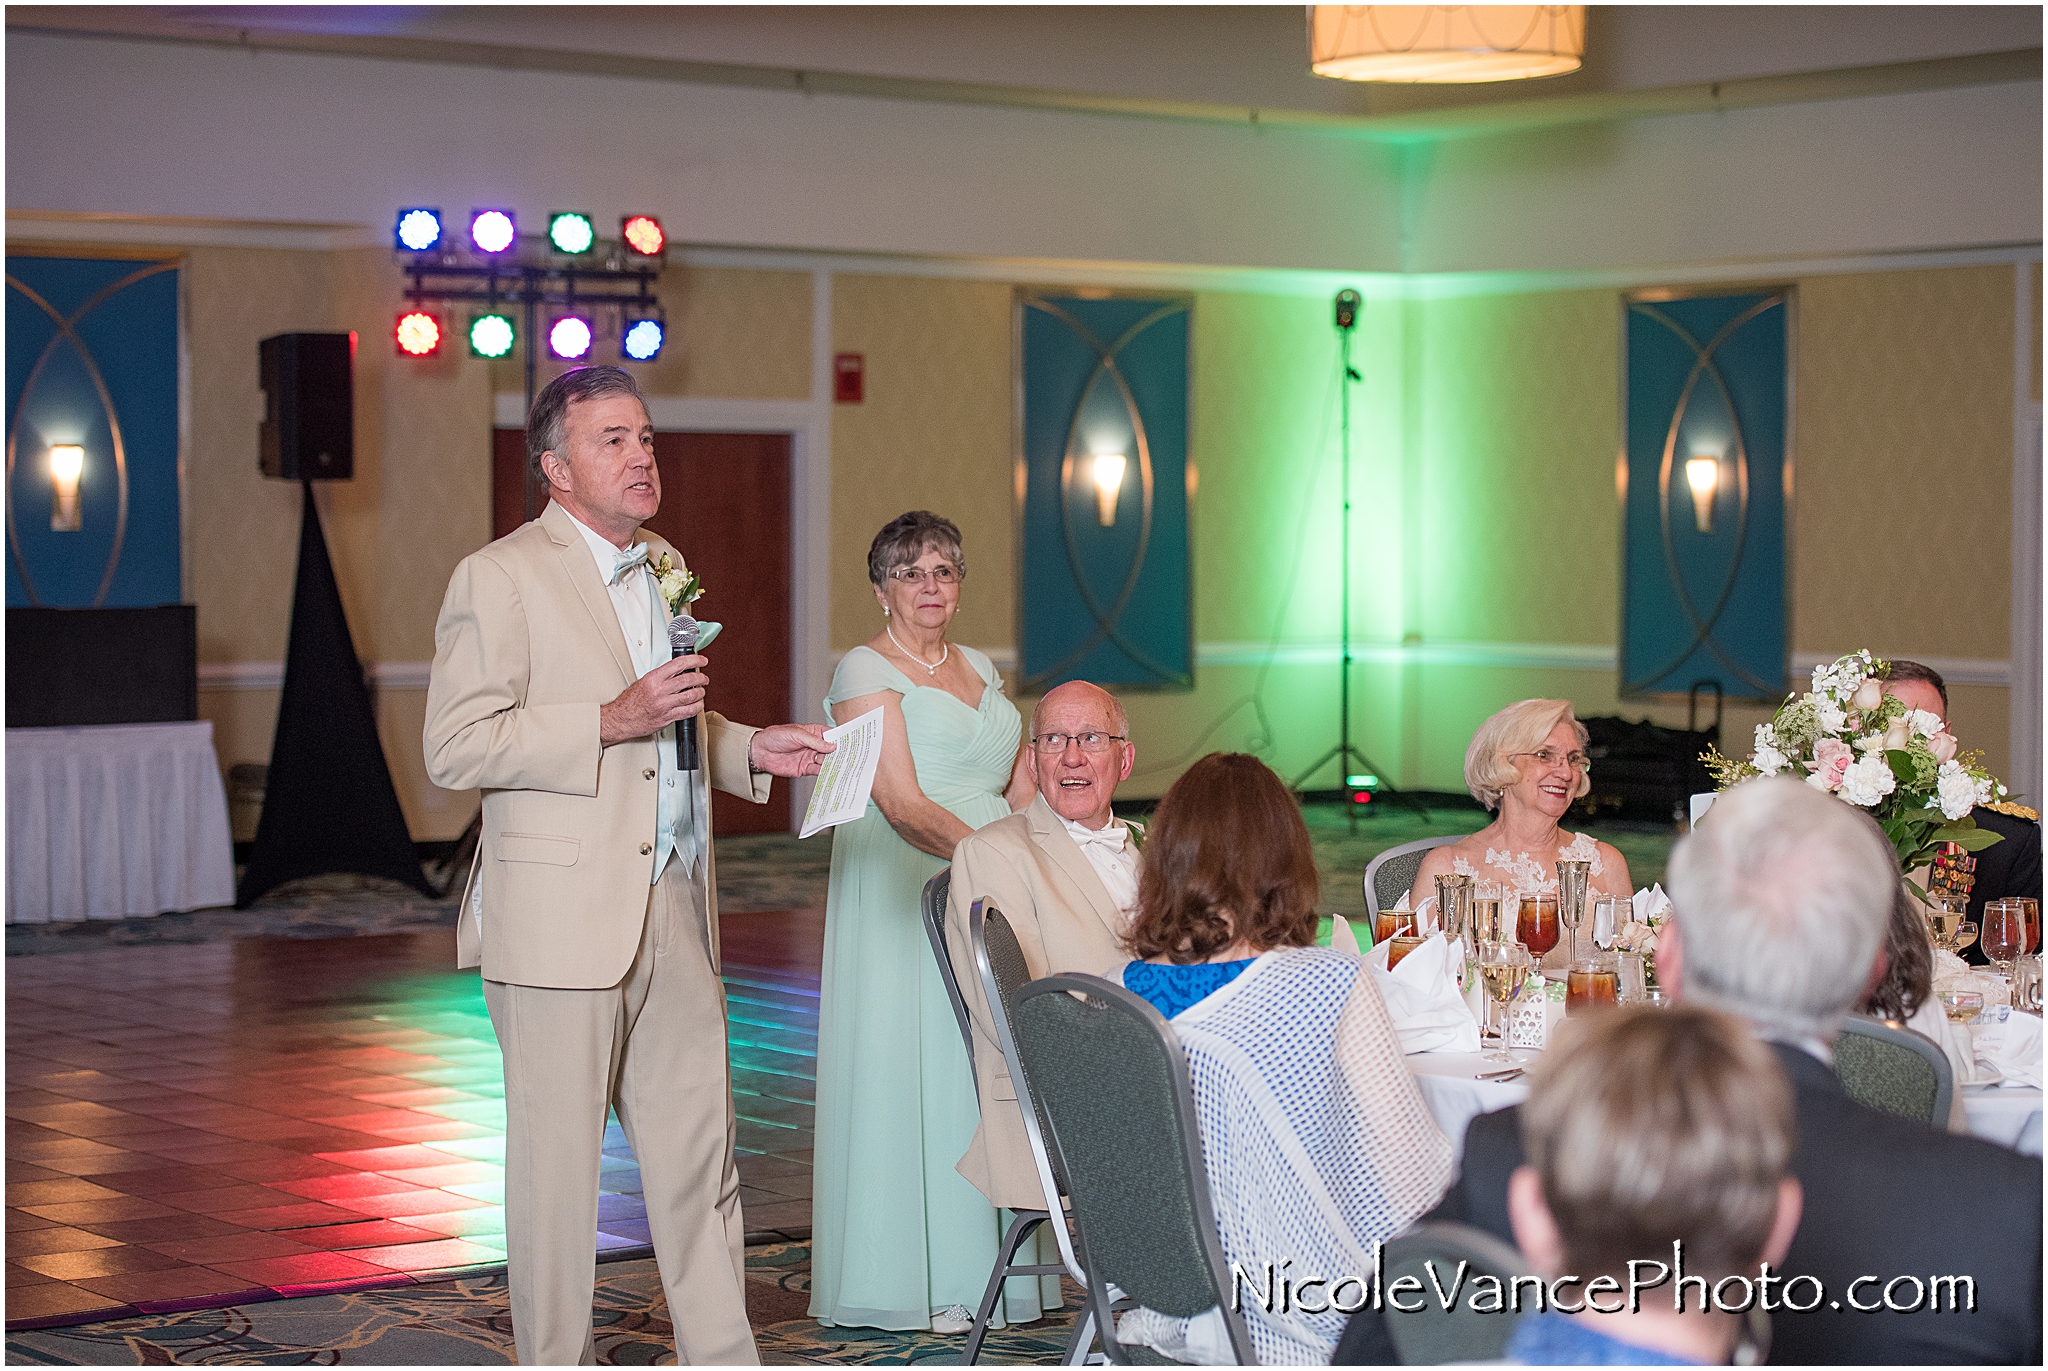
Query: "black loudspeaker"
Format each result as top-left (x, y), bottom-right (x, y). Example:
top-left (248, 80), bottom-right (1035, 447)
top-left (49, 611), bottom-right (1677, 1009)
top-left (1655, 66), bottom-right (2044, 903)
top-left (6, 605), bottom-right (198, 727)
top-left (259, 332), bottom-right (353, 480)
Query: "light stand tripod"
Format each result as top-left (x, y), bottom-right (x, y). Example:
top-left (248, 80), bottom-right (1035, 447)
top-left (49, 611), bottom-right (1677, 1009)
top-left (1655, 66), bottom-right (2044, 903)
top-left (1291, 289), bottom-right (1426, 829)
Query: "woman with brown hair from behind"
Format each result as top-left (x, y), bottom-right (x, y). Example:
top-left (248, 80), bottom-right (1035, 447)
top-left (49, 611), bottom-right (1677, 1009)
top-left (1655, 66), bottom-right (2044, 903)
top-left (1108, 753), bottom-right (1454, 1365)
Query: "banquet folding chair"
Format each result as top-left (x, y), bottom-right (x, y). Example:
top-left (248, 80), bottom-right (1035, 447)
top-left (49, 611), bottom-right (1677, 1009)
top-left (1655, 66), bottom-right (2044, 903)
top-left (1378, 1222), bottom-right (1530, 1364)
top-left (918, 872), bottom-right (1066, 1363)
top-left (921, 869), bottom-right (978, 1087)
top-left (971, 902), bottom-right (1113, 1364)
top-left (1010, 973), bottom-right (1257, 1366)
top-left (1833, 1014), bottom-right (1953, 1127)
top-left (1362, 835), bottom-right (1461, 917)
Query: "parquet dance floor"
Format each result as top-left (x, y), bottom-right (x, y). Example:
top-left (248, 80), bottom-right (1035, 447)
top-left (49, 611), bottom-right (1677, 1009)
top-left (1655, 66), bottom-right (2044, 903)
top-left (5, 911), bottom-right (821, 1330)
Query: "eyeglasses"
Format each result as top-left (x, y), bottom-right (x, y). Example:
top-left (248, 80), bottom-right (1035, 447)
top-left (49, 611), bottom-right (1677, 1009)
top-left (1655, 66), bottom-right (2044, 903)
top-left (1511, 747), bottom-right (1592, 773)
top-left (889, 565), bottom-right (960, 586)
top-left (1032, 731), bottom-right (1128, 754)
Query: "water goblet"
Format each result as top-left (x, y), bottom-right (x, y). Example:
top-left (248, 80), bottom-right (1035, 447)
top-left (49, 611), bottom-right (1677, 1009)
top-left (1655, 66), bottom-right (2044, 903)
top-left (1475, 940), bottom-right (1534, 1063)
top-left (1984, 899), bottom-right (2026, 985)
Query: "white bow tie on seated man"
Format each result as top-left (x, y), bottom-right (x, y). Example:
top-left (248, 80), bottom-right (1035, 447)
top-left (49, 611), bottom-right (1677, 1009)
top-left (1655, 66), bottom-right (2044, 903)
top-left (946, 679), bottom-right (1140, 1209)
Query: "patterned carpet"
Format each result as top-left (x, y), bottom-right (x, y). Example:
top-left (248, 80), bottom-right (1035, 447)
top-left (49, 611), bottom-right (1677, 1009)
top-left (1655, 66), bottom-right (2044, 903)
top-left (4, 1243), bottom-right (1080, 1365)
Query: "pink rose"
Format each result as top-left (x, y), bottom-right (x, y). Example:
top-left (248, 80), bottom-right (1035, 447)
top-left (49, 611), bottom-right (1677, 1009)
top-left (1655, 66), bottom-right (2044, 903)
top-left (1929, 731), bottom-right (1959, 764)
top-left (1809, 737), bottom-right (1854, 790)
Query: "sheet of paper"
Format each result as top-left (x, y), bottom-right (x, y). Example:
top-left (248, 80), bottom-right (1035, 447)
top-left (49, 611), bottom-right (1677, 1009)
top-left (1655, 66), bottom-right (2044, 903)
top-left (799, 706), bottom-right (885, 839)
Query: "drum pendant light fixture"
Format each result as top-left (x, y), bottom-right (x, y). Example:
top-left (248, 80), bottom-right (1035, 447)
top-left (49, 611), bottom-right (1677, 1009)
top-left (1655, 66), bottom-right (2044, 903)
top-left (1310, 5), bottom-right (1585, 83)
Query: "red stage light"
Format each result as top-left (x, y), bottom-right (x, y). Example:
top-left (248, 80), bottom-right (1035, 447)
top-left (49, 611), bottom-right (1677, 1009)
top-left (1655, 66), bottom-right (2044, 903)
top-left (395, 311), bottom-right (441, 357)
top-left (621, 215), bottom-right (665, 257)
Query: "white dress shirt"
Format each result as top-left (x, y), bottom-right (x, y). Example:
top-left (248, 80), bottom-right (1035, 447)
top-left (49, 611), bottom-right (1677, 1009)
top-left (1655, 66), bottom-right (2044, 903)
top-left (565, 510), bottom-right (699, 884)
top-left (1058, 811), bottom-right (1140, 925)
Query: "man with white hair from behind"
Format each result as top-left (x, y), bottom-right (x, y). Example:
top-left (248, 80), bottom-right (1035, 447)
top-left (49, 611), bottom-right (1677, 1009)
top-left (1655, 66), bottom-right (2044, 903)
top-left (1339, 777), bottom-right (2041, 1367)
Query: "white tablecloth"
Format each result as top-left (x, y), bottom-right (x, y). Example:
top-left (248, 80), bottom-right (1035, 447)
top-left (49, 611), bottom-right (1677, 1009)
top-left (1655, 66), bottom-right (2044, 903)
top-left (1408, 1048), bottom-right (2044, 1159)
top-left (6, 722), bottom-right (235, 922)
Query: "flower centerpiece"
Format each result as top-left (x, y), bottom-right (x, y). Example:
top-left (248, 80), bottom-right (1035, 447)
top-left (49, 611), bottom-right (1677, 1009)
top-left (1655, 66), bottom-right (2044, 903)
top-left (1703, 651), bottom-right (2007, 877)
top-left (652, 552), bottom-right (702, 619)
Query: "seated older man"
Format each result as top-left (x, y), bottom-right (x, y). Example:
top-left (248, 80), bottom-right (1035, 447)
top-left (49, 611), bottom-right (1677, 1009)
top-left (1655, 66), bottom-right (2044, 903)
top-left (1337, 777), bottom-right (2042, 1366)
top-left (946, 680), bottom-right (1138, 1209)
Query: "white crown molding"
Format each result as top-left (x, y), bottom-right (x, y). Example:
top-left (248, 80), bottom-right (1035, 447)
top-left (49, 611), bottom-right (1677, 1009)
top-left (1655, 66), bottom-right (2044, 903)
top-left (6, 210), bottom-right (376, 252)
top-left (493, 393), bottom-right (818, 431)
top-left (198, 661), bottom-right (431, 691)
top-left (1788, 653), bottom-right (2013, 689)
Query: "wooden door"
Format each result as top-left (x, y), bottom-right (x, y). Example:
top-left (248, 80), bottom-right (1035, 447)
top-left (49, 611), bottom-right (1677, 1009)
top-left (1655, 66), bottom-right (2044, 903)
top-left (492, 428), bottom-right (793, 835)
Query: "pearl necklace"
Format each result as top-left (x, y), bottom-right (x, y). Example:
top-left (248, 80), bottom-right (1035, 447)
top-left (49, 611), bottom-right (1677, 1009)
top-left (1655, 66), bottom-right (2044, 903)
top-left (886, 623), bottom-right (949, 676)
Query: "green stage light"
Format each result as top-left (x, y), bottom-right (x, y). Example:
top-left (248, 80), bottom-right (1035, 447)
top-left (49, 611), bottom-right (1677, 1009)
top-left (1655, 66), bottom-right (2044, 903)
top-left (547, 212), bottom-right (595, 255)
top-left (469, 313), bottom-right (516, 359)
top-left (1346, 773), bottom-right (1378, 790)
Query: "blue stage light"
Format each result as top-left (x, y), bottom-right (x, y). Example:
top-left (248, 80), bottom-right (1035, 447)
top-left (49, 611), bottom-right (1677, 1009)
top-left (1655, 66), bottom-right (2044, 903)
top-left (395, 208), bottom-right (443, 252)
top-left (622, 318), bottom-right (665, 362)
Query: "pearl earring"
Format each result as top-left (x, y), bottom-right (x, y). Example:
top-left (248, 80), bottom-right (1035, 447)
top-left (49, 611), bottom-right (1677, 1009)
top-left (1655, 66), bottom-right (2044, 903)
top-left (883, 606), bottom-right (890, 617)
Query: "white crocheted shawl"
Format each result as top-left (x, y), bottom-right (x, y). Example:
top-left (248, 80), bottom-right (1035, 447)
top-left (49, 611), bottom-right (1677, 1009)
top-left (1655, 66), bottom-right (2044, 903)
top-left (1118, 946), bottom-right (1456, 1364)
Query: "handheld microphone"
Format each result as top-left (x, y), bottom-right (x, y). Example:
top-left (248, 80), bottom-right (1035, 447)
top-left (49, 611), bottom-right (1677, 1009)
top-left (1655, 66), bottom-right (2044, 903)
top-left (667, 614), bottom-right (700, 772)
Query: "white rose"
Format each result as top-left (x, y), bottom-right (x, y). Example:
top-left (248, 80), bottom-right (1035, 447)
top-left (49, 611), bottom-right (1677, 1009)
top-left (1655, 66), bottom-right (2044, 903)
top-left (1883, 718), bottom-right (1912, 751)
top-left (1936, 766), bottom-right (1981, 821)
top-left (1838, 755), bottom-right (1897, 807)
top-left (1853, 678), bottom-right (1884, 712)
top-left (1855, 732), bottom-right (1887, 754)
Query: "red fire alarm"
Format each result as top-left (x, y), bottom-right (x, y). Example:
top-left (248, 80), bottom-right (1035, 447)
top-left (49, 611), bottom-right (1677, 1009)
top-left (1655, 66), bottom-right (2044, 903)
top-left (834, 352), bottom-right (864, 404)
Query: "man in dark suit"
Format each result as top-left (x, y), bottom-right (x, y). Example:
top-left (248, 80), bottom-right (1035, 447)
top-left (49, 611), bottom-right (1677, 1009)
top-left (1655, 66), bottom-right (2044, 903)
top-left (1336, 777), bottom-right (2042, 1366)
top-left (1885, 660), bottom-right (2042, 966)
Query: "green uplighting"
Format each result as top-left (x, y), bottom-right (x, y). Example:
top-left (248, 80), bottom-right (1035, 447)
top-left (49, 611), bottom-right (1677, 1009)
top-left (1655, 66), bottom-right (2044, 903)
top-left (469, 313), bottom-right (516, 359)
top-left (547, 212), bottom-right (596, 255)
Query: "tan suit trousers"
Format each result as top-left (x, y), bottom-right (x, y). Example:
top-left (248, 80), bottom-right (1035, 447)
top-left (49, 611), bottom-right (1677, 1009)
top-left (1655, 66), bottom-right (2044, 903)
top-left (484, 862), bottom-right (757, 1366)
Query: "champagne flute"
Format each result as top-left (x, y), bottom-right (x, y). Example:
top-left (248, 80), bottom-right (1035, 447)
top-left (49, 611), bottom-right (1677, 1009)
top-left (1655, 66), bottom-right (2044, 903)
top-left (1435, 874), bottom-right (1474, 959)
top-left (1475, 940), bottom-right (1533, 1063)
top-left (1984, 899), bottom-right (2025, 988)
top-left (1470, 889), bottom-right (1503, 946)
top-left (1556, 860), bottom-right (1592, 963)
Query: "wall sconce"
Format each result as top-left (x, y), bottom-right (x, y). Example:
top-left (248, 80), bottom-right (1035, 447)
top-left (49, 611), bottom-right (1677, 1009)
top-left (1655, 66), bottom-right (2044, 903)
top-left (48, 445), bottom-right (83, 532)
top-left (1684, 454), bottom-right (1719, 535)
top-left (1092, 453), bottom-right (1127, 526)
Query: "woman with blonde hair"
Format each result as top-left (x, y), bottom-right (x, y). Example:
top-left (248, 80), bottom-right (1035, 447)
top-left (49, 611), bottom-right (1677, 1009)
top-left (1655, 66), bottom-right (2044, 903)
top-left (1411, 698), bottom-right (1632, 909)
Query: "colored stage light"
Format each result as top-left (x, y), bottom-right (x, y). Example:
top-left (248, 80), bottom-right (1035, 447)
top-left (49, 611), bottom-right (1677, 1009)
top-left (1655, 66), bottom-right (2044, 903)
top-left (548, 212), bottom-right (595, 255)
top-left (621, 318), bottom-right (665, 362)
top-left (470, 209), bottom-right (517, 254)
top-left (395, 207), bottom-right (443, 252)
top-left (549, 316), bottom-right (594, 360)
top-left (621, 215), bottom-right (665, 257)
top-left (469, 313), bottom-right (516, 359)
top-left (395, 311), bottom-right (442, 357)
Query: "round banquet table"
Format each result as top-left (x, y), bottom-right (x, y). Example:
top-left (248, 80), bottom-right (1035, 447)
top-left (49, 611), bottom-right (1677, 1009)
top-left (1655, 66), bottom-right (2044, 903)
top-left (1408, 1048), bottom-right (2042, 1159)
top-left (5, 721), bottom-right (236, 923)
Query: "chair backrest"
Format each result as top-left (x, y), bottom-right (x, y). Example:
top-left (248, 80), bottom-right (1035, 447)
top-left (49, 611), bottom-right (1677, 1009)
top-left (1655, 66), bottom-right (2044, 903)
top-left (920, 868), bottom-right (978, 1090)
top-left (1379, 1222), bottom-right (1531, 1365)
top-left (1833, 1014), bottom-right (1953, 1127)
top-left (1362, 835), bottom-right (1462, 916)
top-left (971, 901), bottom-right (1087, 1283)
top-left (1011, 973), bottom-right (1256, 1365)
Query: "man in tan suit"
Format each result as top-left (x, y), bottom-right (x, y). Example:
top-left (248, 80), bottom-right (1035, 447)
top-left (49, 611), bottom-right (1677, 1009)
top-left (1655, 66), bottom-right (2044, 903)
top-left (946, 681), bottom-right (1137, 1210)
top-left (424, 366), bottom-right (830, 1365)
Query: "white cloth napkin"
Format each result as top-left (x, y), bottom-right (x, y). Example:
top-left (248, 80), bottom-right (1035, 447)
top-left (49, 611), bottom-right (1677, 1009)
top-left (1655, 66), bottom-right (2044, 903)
top-left (1368, 932), bottom-right (1481, 1054)
top-left (1971, 1009), bottom-right (2044, 1089)
top-left (1631, 884), bottom-right (1671, 924)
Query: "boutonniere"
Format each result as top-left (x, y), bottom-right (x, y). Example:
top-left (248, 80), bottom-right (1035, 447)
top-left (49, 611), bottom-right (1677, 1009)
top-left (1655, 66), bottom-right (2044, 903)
top-left (652, 552), bottom-right (702, 618)
top-left (1124, 818), bottom-right (1145, 853)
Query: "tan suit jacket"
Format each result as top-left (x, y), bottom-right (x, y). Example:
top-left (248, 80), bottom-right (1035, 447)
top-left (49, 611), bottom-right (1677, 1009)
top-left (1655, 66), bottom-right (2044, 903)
top-left (946, 793), bottom-right (1130, 1209)
top-left (424, 500), bottom-right (770, 989)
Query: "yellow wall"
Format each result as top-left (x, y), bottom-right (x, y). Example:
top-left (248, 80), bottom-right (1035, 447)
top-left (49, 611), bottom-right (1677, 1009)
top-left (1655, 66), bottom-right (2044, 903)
top-left (48, 239), bottom-right (2023, 841)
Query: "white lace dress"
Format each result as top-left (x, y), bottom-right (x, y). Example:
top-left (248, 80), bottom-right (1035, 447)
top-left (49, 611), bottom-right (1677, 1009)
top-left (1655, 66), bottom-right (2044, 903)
top-left (1451, 829), bottom-right (1605, 898)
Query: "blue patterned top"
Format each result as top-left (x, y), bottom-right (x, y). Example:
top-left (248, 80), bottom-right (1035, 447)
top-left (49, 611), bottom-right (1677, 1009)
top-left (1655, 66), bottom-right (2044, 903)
top-left (1120, 959), bottom-right (1256, 1020)
top-left (1505, 1313), bottom-right (1701, 1365)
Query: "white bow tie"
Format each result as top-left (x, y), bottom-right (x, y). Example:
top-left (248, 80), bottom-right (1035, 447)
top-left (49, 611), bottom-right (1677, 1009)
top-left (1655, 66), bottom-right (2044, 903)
top-left (1068, 822), bottom-right (1126, 854)
top-left (609, 543), bottom-right (650, 586)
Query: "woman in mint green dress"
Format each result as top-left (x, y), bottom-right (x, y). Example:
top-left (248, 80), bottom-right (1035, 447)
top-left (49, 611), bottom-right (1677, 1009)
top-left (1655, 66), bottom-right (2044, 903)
top-left (809, 512), bottom-right (1056, 1333)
